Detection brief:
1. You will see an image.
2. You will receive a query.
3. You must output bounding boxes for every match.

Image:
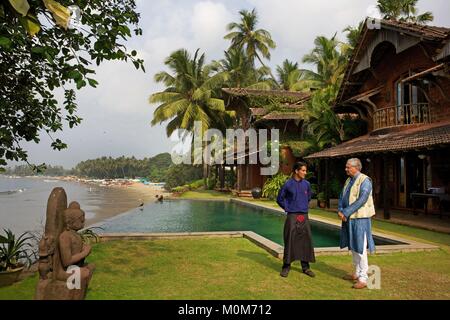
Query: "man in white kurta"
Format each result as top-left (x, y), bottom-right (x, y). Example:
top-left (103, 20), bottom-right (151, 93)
top-left (338, 158), bottom-right (376, 289)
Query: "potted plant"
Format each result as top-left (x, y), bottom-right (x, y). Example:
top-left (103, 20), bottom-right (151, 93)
top-left (317, 192), bottom-right (326, 208)
top-left (0, 229), bottom-right (35, 287)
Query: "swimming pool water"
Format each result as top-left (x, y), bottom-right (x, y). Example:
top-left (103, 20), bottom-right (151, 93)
top-left (97, 200), bottom-right (383, 247)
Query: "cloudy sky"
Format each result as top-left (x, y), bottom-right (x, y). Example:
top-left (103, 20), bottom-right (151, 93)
top-left (19, 0), bottom-right (450, 169)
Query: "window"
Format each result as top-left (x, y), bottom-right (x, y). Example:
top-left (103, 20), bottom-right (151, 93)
top-left (395, 75), bottom-right (428, 125)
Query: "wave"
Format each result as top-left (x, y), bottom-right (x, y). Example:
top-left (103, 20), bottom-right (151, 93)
top-left (0, 188), bottom-right (26, 195)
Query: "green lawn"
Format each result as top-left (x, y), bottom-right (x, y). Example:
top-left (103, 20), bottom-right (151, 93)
top-left (174, 190), bottom-right (233, 200)
top-left (1, 237), bottom-right (450, 300)
top-left (2, 195), bottom-right (450, 300)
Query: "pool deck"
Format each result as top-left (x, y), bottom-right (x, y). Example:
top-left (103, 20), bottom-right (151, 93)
top-left (98, 197), bottom-right (439, 258)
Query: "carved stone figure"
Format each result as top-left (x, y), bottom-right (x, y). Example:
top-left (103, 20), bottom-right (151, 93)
top-left (35, 188), bottom-right (95, 300)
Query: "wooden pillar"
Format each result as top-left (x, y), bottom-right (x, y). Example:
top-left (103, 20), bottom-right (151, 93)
top-left (317, 160), bottom-right (321, 198)
top-left (383, 155), bottom-right (391, 220)
top-left (237, 165), bottom-right (241, 191)
top-left (219, 165), bottom-right (225, 190)
top-left (325, 159), bottom-right (330, 208)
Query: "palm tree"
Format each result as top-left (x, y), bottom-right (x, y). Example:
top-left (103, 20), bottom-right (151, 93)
top-left (150, 49), bottom-right (233, 137)
top-left (150, 49), bottom-right (234, 186)
top-left (214, 47), bottom-right (272, 89)
top-left (302, 87), bottom-right (345, 153)
top-left (343, 21), bottom-right (365, 50)
top-left (377, 0), bottom-right (433, 24)
top-left (276, 59), bottom-right (307, 91)
top-left (224, 8), bottom-right (278, 83)
top-left (301, 35), bottom-right (349, 92)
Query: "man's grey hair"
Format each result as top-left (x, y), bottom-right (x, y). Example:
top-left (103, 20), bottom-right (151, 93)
top-left (347, 158), bottom-right (362, 171)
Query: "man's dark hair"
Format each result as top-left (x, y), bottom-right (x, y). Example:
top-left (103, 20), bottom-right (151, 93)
top-left (292, 162), bottom-right (307, 172)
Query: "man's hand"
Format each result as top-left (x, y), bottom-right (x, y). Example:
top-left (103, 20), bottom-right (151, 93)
top-left (338, 211), bottom-right (347, 222)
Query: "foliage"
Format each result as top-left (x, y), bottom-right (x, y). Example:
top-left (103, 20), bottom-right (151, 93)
top-left (206, 171), bottom-right (217, 190)
top-left (164, 164), bottom-right (203, 191)
top-left (377, 0), bottom-right (433, 24)
top-left (317, 192), bottom-right (326, 201)
top-left (74, 153), bottom-right (172, 180)
top-left (343, 20), bottom-right (365, 51)
top-left (224, 8), bottom-right (277, 83)
top-left (224, 169), bottom-right (236, 189)
top-left (188, 179), bottom-right (204, 190)
top-left (171, 179), bottom-right (205, 194)
top-left (262, 173), bottom-right (289, 200)
top-left (328, 177), bottom-right (342, 199)
top-left (0, 0), bottom-right (144, 169)
top-left (276, 59), bottom-right (307, 91)
top-left (213, 47), bottom-right (272, 89)
top-left (0, 229), bottom-right (36, 271)
top-left (310, 183), bottom-right (318, 199)
top-left (171, 185), bottom-right (189, 193)
top-left (301, 34), bottom-right (350, 90)
top-left (302, 88), bottom-right (345, 153)
top-left (150, 49), bottom-right (234, 138)
top-left (78, 227), bottom-right (102, 245)
top-left (341, 115), bottom-right (367, 141)
top-left (2, 164), bottom-right (70, 176)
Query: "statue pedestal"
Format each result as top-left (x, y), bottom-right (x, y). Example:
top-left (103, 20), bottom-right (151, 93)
top-left (35, 278), bottom-right (87, 300)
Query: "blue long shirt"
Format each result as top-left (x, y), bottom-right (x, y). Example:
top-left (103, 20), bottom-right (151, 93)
top-left (276, 178), bottom-right (312, 214)
top-left (338, 173), bottom-right (376, 254)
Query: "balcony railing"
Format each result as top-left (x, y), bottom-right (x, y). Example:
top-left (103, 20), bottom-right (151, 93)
top-left (373, 103), bottom-right (431, 131)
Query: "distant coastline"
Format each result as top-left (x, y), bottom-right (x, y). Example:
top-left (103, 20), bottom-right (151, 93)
top-left (0, 175), bottom-right (172, 233)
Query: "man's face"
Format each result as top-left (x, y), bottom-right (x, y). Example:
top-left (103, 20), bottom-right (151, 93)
top-left (345, 162), bottom-right (359, 177)
top-left (295, 166), bottom-right (307, 179)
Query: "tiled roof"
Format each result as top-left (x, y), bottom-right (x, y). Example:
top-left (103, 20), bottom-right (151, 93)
top-left (381, 19), bottom-right (450, 40)
top-left (250, 108), bottom-right (268, 116)
top-left (336, 18), bottom-right (450, 105)
top-left (262, 112), bottom-right (303, 120)
top-left (305, 121), bottom-right (450, 159)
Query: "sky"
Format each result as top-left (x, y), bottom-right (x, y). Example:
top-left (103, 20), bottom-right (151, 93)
top-left (17, 0), bottom-right (450, 169)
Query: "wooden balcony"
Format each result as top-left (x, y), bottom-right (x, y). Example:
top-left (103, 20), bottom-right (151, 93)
top-left (373, 103), bottom-right (431, 131)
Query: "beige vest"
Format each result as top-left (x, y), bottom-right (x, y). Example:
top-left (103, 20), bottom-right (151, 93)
top-left (343, 173), bottom-right (376, 219)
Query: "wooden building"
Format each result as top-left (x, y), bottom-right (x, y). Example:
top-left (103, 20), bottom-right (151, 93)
top-left (305, 19), bottom-right (450, 219)
top-left (221, 88), bottom-right (311, 195)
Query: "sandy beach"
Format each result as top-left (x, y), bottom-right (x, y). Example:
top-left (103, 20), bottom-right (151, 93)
top-left (0, 176), bottom-right (172, 233)
top-left (83, 182), bottom-right (172, 226)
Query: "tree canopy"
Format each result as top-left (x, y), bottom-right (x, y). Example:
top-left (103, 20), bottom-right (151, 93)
top-left (0, 0), bottom-right (144, 171)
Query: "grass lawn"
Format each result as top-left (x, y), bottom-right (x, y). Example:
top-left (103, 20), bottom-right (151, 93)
top-left (1, 237), bottom-right (450, 300)
top-left (2, 195), bottom-right (450, 300)
top-left (174, 190), bottom-right (233, 200)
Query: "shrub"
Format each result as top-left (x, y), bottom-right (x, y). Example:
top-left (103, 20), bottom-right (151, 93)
top-left (0, 229), bottom-right (36, 271)
top-left (164, 164), bottom-right (203, 190)
top-left (262, 173), bottom-right (289, 200)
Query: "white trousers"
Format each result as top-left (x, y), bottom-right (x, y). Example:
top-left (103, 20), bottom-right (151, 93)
top-left (351, 233), bottom-right (368, 283)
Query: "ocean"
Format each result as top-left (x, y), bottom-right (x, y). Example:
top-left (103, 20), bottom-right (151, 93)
top-left (0, 176), bottom-right (155, 236)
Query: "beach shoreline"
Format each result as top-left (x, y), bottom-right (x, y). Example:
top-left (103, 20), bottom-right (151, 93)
top-left (84, 182), bottom-right (172, 226)
top-left (0, 175), bottom-right (172, 230)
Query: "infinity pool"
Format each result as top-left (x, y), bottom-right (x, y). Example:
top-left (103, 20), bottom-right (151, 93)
top-left (96, 200), bottom-right (393, 247)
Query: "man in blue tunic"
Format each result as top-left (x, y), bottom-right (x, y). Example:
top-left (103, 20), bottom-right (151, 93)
top-left (277, 162), bottom-right (316, 278)
top-left (338, 158), bottom-right (376, 289)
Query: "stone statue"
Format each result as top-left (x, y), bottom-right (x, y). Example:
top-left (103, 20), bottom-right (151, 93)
top-left (35, 188), bottom-right (95, 300)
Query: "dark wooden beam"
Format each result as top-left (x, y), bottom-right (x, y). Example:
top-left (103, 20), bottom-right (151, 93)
top-left (383, 155), bottom-right (391, 220)
top-left (325, 159), bottom-right (330, 209)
